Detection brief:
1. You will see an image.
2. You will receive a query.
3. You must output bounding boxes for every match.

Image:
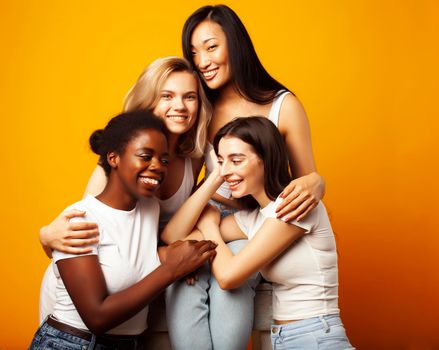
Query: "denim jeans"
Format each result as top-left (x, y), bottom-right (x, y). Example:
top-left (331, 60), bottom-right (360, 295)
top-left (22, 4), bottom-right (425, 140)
top-left (271, 314), bottom-right (355, 350)
top-left (166, 239), bottom-right (261, 350)
top-left (29, 320), bottom-right (144, 350)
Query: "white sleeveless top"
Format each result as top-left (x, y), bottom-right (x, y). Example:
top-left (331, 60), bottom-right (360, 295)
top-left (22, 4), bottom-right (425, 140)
top-left (157, 157), bottom-right (194, 231)
top-left (205, 90), bottom-right (291, 199)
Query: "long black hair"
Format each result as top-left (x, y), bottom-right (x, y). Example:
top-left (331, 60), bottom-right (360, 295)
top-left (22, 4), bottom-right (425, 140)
top-left (89, 110), bottom-right (168, 176)
top-left (213, 116), bottom-right (292, 210)
top-left (182, 5), bottom-right (292, 104)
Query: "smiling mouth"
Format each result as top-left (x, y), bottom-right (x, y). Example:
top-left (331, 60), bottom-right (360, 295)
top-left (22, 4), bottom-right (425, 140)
top-left (167, 115), bottom-right (188, 122)
top-left (227, 179), bottom-right (242, 190)
top-left (202, 68), bottom-right (218, 80)
top-left (139, 176), bottom-right (162, 188)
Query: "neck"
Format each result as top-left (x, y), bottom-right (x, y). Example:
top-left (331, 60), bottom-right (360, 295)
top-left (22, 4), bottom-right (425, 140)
top-left (96, 176), bottom-right (137, 211)
top-left (167, 133), bottom-right (180, 158)
top-left (252, 188), bottom-right (272, 209)
top-left (217, 82), bottom-right (242, 103)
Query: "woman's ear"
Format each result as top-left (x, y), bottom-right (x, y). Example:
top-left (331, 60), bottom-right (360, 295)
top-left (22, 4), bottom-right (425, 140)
top-left (107, 151), bottom-right (120, 170)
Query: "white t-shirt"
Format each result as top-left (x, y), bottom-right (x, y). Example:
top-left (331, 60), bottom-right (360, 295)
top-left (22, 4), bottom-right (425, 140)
top-left (51, 195), bottom-right (161, 335)
top-left (234, 198), bottom-right (340, 320)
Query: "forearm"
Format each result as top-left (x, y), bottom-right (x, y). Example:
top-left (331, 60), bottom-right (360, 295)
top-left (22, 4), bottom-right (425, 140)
top-left (200, 223), bottom-right (241, 289)
top-left (40, 226), bottom-right (53, 258)
top-left (161, 171), bottom-right (222, 243)
top-left (72, 264), bottom-right (175, 335)
top-left (183, 229), bottom-right (204, 241)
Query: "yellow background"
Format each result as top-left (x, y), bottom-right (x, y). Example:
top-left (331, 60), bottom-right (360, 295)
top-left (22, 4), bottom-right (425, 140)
top-left (1, 0), bottom-right (438, 349)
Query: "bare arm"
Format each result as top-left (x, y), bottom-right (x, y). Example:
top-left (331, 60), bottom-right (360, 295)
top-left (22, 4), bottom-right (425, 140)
top-left (40, 210), bottom-right (99, 258)
top-left (161, 167), bottom-right (223, 244)
top-left (39, 166), bottom-right (106, 257)
top-left (57, 239), bottom-right (216, 335)
top-left (197, 206), bottom-right (305, 290)
top-left (276, 94), bottom-right (325, 221)
top-left (83, 166), bottom-right (107, 198)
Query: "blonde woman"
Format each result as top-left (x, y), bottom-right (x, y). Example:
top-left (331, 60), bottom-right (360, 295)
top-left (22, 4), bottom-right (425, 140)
top-left (38, 56), bottom-right (215, 321)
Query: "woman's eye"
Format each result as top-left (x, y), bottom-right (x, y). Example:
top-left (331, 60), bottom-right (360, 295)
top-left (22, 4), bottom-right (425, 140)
top-left (232, 159), bottom-right (242, 165)
top-left (191, 51), bottom-right (197, 56)
top-left (217, 160), bottom-right (223, 165)
top-left (185, 94), bottom-right (197, 101)
top-left (161, 94), bottom-right (172, 100)
top-left (140, 154), bottom-right (152, 161)
top-left (207, 45), bottom-right (217, 51)
top-left (161, 158), bottom-right (170, 166)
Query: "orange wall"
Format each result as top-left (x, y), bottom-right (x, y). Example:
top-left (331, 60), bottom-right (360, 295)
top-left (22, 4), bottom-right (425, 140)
top-left (1, 1), bottom-right (438, 349)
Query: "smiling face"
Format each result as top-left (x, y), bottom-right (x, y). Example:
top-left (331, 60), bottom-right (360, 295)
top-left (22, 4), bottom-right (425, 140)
top-left (190, 20), bottom-right (231, 90)
top-left (152, 71), bottom-right (199, 136)
top-left (113, 128), bottom-right (169, 201)
top-left (217, 136), bottom-right (266, 201)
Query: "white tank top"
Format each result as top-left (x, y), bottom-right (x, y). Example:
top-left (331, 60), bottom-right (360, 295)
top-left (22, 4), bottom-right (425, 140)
top-left (158, 157), bottom-right (194, 231)
top-left (205, 90), bottom-right (290, 199)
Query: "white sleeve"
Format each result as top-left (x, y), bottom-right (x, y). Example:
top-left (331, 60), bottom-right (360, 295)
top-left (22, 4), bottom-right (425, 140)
top-left (260, 197), bottom-right (319, 234)
top-left (52, 213), bottom-right (98, 264)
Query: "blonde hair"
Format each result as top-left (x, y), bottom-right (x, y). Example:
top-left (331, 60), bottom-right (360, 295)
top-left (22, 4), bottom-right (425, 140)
top-left (123, 56), bottom-right (211, 158)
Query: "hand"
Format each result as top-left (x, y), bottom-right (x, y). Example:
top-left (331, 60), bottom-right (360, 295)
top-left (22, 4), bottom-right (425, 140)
top-left (184, 270), bottom-right (199, 286)
top-left (196, 205), bottom-right (220, 232)
top-left (276, 172), bottom-right (325, 221)
top-left (40, 210), bottom-right (99, 254)
top-left (160, 240), bottom-right (217, 280)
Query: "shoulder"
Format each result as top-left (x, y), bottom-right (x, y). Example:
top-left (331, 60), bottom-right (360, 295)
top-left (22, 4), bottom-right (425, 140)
top-left (278, 93), bottom-right (309, 133)
top-left (261, 197), bottom-right (321, 234)
top-left (64, 196), bottom-right (98, 223)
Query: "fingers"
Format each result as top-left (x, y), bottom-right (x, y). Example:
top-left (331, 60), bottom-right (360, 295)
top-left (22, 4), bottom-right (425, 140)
top-left (279, 181), bottom-right (296, 199)
top-left (201, 249), bottom-right (217, 263)
top-left (68, 221), bottom-right (99, 232)
top-left (54, 245), bottom-right (94, 255)
top-left (296, 202), bottom-right (318, 222)
top-left (62, 237), bottom-right (99, 248)
top-left (61, 210), bottom-right (86, 220)
top-left (194, 240), bottom-right (218, 254)
top-left (276, 191), bottom-right (304, 218)
top-left (276, 190), bottom-right (300, 213)
top-left (282, 197), bottom-right (316, 222)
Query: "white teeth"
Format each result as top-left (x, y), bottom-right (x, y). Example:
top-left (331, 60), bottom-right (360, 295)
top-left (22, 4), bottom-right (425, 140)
top-left (140, 177), bottom-right (159, 185)
top-left (229, 180), bottom-right (241, 187)
top-left (168, 115), bottom-right (187, 121)
top-left (203, 69), bottom-right (218, 78)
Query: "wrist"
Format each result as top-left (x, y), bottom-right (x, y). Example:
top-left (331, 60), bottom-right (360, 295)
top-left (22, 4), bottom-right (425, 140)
top-left (157, 263), bottom-right (178, 283)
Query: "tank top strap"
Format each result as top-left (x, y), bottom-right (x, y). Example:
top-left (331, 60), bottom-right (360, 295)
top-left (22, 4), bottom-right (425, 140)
top-left (268, 90), bottom-right (291, 127)
top-left (184, 157), bottom-right (194, 189)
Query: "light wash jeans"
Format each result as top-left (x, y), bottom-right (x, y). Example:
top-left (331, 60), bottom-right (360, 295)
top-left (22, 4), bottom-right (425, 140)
top-left (166, 239), bottom-right (261, 350)
top-left (271, 314), bottom-right (355, 350)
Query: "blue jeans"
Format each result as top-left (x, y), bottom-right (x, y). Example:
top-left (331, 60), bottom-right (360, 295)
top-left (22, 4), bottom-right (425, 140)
top-left (271, 314), bottom-right (355, 350)
top-left (29, 320), bottom-right (144, 350)
top-left (166, 239), bottom-right (261, 350)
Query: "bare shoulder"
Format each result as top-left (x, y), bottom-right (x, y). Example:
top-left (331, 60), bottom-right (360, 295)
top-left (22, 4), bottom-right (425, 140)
top-left (278, 93), bottom-right (309, 133)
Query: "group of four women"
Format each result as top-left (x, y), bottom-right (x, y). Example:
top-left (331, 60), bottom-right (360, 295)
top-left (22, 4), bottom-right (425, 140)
top-left (31, 5), bottom-right (354, 350)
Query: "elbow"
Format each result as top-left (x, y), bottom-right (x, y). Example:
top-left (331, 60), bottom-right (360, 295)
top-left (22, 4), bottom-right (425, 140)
top-left (216, 273), bottom-right (244, 290)
top-left (81, 314), bottom-right (113, 336)
top-left (83, 318), bottom-right (108, 336)
top-left (160, 231), bottom-right (172, 245)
